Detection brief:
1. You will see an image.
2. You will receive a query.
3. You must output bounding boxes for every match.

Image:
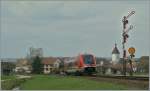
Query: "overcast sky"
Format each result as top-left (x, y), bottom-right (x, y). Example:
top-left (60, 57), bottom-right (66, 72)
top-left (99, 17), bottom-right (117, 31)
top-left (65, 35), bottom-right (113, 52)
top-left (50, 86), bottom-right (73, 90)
top-left (0, 0), bottom-right (149, 58)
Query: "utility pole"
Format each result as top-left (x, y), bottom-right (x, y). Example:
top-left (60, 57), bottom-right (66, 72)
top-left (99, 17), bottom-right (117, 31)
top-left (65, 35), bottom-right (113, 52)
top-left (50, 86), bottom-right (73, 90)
top-left (122, 11), bottom-right (135, 76)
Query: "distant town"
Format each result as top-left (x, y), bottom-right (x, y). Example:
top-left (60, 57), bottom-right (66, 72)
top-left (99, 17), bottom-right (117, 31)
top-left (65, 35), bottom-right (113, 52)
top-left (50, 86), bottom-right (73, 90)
top-left (1, 45), bottom-right (149, 76)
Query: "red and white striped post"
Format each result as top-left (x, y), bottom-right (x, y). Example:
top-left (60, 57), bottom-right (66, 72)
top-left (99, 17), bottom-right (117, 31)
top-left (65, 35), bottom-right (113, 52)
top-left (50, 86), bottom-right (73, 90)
top-left (122, 11), bottom-right (135, 76)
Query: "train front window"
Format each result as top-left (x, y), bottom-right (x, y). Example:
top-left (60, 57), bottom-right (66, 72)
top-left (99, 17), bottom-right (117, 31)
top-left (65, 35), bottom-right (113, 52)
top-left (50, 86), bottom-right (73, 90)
top-left (83, 55), bottom-right (94, 64)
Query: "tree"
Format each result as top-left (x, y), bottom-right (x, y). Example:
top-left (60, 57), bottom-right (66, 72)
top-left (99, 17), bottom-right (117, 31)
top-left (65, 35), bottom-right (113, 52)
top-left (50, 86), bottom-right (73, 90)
top-left (1, 62), bottom-right (15, 75)
top-left (32, 56), bottom-right (42, 74)
top-left (138, 56), bottom-right (149, 73)
top-left (59, 60), bottom-right (65, 71)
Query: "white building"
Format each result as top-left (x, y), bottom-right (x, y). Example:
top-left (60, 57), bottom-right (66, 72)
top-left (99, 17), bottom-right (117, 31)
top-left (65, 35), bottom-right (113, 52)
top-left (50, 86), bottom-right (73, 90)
top-left (41, 57), bottom-right (60, 74)
top-left (15, 58), bottom-right (32, 73)
top-left (111, 44), bottom-right (120, 64)
top-left (29, 47), bottom-right (43, 58)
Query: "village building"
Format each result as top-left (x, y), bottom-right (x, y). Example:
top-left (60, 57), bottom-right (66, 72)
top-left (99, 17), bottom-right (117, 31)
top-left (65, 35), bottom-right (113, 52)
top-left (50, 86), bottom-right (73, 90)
top-left (29, 47), bottom-right (43, 58)
top-left (111, 43), bottom-right (120, 64)
top-left (100, 43), bottom-right (121, 75)
top-left (96, 57), bottom-right (110, 74)
top-left (15, 58), bottom-right (32, 74)
top-left (137, 56), bottom-right (149, 73)
top-left (98, 43), bottom-right (122, 75)
top-left (41, 57), bottom-right (61, 74)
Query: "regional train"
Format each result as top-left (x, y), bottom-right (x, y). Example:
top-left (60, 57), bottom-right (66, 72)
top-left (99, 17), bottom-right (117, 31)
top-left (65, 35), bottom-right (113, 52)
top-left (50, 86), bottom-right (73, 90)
top-left (65, 54), bottom-right (97, 75)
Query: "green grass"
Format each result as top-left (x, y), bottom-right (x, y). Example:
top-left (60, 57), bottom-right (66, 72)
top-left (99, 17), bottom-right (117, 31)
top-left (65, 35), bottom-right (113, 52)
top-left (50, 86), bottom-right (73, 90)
top-left (20, 75), bottom-right (127, 90)
top-left (1, 75), bottom-right (16, 80)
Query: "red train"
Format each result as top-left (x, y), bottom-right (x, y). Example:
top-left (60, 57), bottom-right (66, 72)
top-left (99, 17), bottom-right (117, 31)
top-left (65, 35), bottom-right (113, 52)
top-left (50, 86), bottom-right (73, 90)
top-left (65, 54), bottom-right (97, 75)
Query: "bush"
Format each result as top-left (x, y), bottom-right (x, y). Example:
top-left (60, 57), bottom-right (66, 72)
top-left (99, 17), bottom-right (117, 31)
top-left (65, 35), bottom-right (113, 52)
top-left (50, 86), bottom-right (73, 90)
top-left (1, 78), bottom-right (27, 90)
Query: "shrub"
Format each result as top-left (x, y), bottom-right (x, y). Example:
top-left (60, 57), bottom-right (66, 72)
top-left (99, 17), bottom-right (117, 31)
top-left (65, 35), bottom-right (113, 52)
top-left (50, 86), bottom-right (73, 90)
top-left (1, 78), bottom-right (27, 90)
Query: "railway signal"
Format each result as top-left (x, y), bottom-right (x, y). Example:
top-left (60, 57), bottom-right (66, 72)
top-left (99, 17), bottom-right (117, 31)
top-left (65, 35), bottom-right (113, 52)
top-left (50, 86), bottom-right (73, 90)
top-left (122, 11), bottom-right (135, 76)
top-left (128, 47), bottom-right (135, 55)
top-left (128, 47), bottom-right (136, 76)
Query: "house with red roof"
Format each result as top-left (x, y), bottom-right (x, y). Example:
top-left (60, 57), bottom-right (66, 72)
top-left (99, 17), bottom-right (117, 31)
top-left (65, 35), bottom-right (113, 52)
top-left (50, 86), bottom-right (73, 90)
top-left (41, 57), bottom-right (61, 74)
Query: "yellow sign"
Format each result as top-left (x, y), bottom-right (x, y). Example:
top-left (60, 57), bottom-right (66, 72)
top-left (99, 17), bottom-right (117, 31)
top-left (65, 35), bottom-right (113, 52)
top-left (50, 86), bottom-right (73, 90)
top-left (128, 47), bottom-right (135, 54)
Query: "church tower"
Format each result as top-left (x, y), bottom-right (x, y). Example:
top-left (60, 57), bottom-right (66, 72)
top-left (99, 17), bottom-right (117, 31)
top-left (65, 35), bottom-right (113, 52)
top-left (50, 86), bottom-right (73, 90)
top-left (112, 43), bottom-right (120, 64)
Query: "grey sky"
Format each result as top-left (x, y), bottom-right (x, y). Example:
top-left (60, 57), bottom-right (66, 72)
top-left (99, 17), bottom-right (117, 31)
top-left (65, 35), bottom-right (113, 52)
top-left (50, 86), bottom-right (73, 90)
top-left (0, 0), bottom-right (149, 58)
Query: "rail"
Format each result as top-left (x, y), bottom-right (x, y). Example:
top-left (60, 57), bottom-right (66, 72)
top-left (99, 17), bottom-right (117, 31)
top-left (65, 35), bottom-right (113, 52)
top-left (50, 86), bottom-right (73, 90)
top-left (89, 75), bottom-right (149, 81)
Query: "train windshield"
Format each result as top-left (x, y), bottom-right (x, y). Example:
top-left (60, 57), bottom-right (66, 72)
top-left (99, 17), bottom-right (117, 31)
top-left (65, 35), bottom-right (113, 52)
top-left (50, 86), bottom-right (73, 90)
top-left (83, 55), bottom-right (94, 64)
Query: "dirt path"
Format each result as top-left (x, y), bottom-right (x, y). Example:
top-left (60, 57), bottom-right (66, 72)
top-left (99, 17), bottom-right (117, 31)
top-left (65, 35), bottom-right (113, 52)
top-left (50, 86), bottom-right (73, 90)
top-left (86, 76), bottom-right (149, 90)
top-left (16, 75), bottom-right (32, 79)
top-left (1, 79), bottom-right (12, 82)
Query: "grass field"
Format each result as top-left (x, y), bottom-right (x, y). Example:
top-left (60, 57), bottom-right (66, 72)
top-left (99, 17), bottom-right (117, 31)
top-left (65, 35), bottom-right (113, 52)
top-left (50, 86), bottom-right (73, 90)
top-left (1, 75), bottom-right (16, 80)
top-left (20, 75), bottom-right (127, 90)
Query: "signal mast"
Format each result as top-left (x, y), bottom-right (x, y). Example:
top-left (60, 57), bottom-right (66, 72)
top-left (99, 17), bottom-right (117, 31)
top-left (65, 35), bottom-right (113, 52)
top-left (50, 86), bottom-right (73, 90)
top-left (122, 11), bottom-right (135, 76)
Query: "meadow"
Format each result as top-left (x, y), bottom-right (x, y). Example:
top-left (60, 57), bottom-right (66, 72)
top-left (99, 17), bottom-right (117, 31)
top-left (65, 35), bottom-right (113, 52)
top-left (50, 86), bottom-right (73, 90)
top-left (20, 75), bottom-right (127, 90)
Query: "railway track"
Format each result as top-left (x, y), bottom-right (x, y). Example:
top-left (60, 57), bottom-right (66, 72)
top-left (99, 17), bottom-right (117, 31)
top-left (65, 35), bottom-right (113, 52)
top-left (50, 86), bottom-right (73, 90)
top-left (90, 75), bottom-right (149, 81)
top-left (82, 75), bottom-right (149, 90)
